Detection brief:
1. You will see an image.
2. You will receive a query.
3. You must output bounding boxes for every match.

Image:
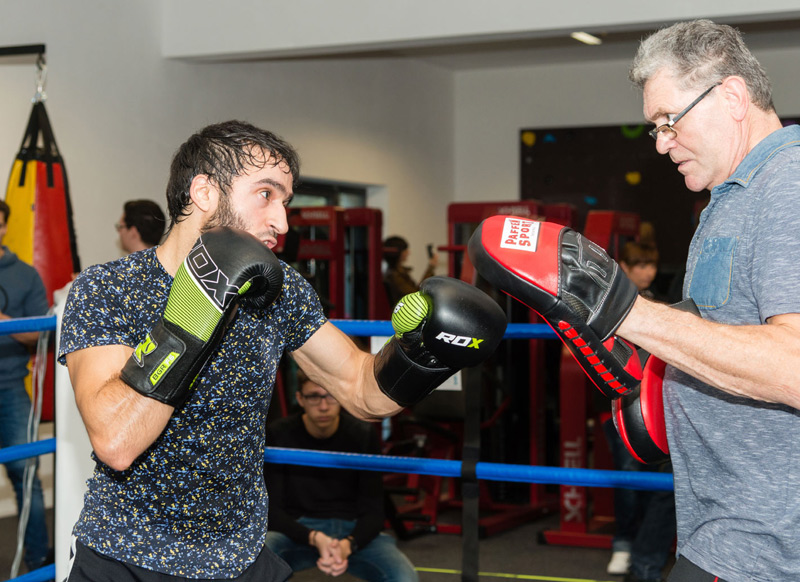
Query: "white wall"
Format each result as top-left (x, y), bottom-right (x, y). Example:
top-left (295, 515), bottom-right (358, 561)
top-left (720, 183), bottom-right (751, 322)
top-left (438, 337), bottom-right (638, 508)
top-left (4, 2), bottom-right (799, 279)
top-left (0, 0), bottom-right (454, 275)
top-left (453, 46), bottom-right (800, 204)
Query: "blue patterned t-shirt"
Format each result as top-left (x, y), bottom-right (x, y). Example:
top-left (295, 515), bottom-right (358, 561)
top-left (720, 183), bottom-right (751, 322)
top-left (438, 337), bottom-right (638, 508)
top-left (58, 247), bottom-right (326, 578)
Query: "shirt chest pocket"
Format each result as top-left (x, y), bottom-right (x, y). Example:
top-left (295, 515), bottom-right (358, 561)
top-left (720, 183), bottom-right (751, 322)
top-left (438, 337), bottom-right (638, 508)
top-left (687, 237), bottom-right (738, 310)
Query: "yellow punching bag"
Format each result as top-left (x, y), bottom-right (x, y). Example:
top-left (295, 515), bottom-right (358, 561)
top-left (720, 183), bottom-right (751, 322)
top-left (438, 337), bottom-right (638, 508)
top-left (4, 99), bottom-right (80, 421)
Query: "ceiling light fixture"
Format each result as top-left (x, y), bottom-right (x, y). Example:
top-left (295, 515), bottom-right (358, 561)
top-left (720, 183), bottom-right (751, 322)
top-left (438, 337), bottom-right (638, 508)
top-left (570, 31), bottom-right (603, 45)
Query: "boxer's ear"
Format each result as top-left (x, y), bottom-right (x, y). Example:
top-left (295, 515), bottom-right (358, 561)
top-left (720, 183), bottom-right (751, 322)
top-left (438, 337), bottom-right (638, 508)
top-left (188, 174), bottom-right (215, 213)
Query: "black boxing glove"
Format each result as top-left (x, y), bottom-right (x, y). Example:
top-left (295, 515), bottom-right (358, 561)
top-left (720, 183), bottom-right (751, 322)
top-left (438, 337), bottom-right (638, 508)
top-left (120, 227), bottom-right (284, 407)
top-left (469, 216), bottom-right (641, 398)
top-left (374, 276), bottom-right (506, 407)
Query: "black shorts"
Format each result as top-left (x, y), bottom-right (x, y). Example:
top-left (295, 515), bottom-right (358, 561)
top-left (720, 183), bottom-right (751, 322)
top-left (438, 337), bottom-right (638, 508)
top-left (668, 555), bottom-right (727, 582)
top-left (64, 538), bottom-right (292, 582)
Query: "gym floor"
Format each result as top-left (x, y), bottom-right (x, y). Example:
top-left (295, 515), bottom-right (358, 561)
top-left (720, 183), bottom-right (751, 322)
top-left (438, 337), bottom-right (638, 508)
top-left (0, 508), bottom-right (669, 582)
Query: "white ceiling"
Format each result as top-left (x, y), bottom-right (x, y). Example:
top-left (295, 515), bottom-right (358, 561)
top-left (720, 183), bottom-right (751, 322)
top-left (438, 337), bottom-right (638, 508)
top-left (299, 19), bottom-right (800, 71)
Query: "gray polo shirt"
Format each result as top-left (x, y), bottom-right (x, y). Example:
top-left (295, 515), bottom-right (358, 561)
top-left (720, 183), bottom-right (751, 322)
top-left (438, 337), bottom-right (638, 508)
top-left (665, 124), bottom-right (800, 581)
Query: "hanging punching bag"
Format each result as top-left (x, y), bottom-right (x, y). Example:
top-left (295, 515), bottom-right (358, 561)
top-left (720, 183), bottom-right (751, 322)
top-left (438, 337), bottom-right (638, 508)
top-left (4, 99), bottom-right (80, 421)
top-left (5, 100), bottom-right (80, 294)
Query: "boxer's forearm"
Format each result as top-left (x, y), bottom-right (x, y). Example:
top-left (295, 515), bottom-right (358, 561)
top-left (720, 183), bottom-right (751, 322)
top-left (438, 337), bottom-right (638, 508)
top-left (291, 322), bottom-right (403, 420)
top-left (67, 345), bottom-right (174, 471)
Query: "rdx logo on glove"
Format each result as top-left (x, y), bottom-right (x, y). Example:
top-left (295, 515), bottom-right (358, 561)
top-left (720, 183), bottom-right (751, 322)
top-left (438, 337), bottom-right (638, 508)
top-left (133, 334), bottom-right (157, 366)
top-left (435, 332), bottom-right (484, 349)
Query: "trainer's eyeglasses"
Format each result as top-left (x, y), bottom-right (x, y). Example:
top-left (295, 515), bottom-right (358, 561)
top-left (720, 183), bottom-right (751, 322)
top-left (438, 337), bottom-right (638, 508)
top-left (299, 392), bottom-right (337, 406)
top-left (648, 82), bottom-right (722, 141)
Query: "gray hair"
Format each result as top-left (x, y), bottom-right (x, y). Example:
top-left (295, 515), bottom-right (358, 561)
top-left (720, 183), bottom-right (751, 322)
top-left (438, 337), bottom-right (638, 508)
top-left (629, 19), bottom-right (774, 112)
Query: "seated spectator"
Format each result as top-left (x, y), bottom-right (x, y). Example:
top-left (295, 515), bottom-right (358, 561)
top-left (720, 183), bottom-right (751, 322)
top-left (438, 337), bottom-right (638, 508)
top-left (264, 369), bottom-right (419, 581)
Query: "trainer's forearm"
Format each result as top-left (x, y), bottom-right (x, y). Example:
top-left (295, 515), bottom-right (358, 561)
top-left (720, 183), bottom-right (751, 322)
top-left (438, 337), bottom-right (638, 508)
top-left (617, 297), bottom-right (800, 409)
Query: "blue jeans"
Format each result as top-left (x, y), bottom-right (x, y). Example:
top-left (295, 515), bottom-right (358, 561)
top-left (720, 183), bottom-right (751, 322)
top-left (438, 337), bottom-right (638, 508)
top-left (604, 418), bottom-right (646, 553)
top-left (629, 461), bottom-right (676, 580)
top-left (265, 517), bottom-right (419, 582)
top-left (0, 380), bottom-right (50, 569)
top-left (604, 419), bottom-right (676, 580)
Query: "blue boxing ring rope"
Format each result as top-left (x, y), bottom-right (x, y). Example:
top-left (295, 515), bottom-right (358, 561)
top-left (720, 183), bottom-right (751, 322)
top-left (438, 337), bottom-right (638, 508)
top-left (0, 315), bottom-right (672, 582)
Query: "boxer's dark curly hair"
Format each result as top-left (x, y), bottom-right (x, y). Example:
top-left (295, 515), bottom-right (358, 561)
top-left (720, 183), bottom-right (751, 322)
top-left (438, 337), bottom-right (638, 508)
top-left (165, 120), bottom-right (301, 226)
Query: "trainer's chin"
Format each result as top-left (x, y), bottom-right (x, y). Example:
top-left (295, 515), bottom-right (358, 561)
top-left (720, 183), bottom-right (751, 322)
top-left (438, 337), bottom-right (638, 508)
top-left (678, 166), bottom-right (709, 193)
top-left (682, 177), bottom-right (710, 193)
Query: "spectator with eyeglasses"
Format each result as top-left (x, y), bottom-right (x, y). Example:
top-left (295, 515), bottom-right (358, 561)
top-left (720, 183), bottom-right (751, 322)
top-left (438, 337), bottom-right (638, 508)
top-left (264, 368), bottom-right (418, 581)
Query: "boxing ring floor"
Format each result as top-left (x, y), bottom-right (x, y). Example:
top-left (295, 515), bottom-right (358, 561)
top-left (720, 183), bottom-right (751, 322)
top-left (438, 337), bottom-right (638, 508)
top-left (0, 508), bottom-right (639, 582)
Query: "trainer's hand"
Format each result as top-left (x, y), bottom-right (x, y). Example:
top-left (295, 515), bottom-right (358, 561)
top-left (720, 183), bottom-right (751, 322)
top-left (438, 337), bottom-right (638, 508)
top-left (613, 299), bottom-right (702, 464)
top-left (120, 227), bottom-right (283, 407)
top-left (469, 216), bottom-right (641, 397)
top-left (374, 276), bottom-right (506, 406)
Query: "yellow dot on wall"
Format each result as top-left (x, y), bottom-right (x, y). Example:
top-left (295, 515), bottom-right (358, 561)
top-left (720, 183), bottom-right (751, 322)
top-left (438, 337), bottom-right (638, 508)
top-left (521, 131), bottom-right (536, 147)
top-left (625, 171), bottom-right (642, 186)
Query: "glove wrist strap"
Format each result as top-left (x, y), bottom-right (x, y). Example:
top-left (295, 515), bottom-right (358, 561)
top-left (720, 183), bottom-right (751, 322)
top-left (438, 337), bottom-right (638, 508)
top-left (374, 336), bottom-right (454, 407)
top-left (120, 317), bottom-right (223, 408)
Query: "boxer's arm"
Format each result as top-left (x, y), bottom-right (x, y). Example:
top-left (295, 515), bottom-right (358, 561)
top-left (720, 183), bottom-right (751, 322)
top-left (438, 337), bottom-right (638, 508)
top-left (618, 297), bottom-right (800, 409)
top-left (66, 344), bottom-right (174, 471)
top-left (290, 322), bottom-right (402, 420)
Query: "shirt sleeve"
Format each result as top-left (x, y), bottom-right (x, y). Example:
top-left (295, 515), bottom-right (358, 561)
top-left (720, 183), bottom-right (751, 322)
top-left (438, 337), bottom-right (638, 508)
top-left (751, 156), bottom-right (800, 322)
top-left (276, 264), bottom-right (327, 353)
top-left (57, 264), bottom-right (133, 364)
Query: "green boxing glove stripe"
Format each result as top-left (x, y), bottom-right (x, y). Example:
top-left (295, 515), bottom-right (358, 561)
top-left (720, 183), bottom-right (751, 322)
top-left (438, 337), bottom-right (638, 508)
top-left (121, 227), bottom-right (284, 408)
top-left (121, 319), bottom-right (210, 407)
top-left (164, 264), bottom-right (224, 343)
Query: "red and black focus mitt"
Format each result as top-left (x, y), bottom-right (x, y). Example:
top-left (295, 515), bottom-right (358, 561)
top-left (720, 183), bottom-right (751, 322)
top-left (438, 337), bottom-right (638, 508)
top-left (612, 350), bottom-right (669, 464)
top-left (612, 298), bottom-right (701, 464)
top-left (468, 216), bottom-right (641, 398)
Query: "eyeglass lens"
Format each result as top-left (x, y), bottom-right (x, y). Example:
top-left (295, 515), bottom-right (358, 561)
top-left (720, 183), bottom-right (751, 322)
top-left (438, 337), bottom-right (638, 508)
top-left (302, 393), bottom-right (335, 405)
top-left (649, 82), bottom-right (721, 140)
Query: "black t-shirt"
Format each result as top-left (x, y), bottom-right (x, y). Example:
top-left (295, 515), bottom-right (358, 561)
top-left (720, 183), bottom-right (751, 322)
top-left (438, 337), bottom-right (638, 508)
top-left (265, 412), bottom-right (384, 549)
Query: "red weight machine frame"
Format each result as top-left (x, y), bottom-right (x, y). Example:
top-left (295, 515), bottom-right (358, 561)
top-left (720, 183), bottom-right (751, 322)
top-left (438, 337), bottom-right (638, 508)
top-left (390, 200), bottom-right (560, 538)
top-left (272, 206), bottom-right (389, 416)
top-left (276, 205), bottom-right (389, 320)
top-left (541, 209), bottom-right (641, 548)
top-left (342, 207), bottom-right (392, 320)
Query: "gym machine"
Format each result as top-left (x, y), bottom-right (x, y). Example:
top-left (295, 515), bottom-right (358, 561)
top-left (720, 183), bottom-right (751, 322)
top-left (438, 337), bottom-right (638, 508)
top-left (541, 209), bottom-right (641, 548)
top-left (271, 206), bottom-right (390, 416)
top-left (389, 200), bottom-right (560, 538)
